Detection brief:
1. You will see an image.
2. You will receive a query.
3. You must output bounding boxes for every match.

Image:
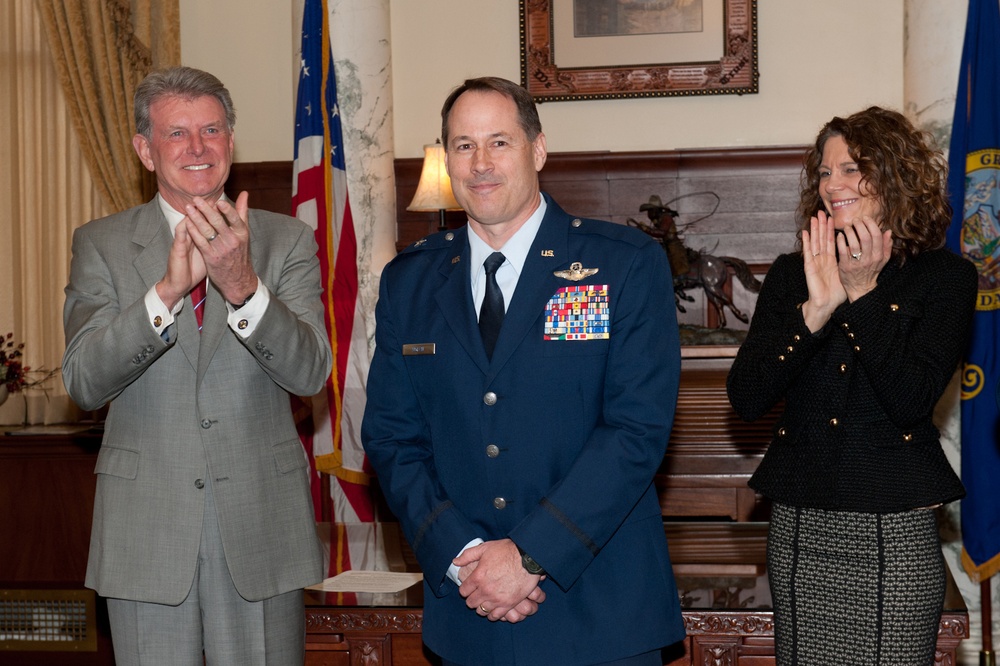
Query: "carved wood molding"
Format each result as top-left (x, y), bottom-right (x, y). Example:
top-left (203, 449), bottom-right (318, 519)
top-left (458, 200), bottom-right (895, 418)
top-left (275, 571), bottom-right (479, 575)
top-left (306, 609), bottom-right (423, 633)
top-left (683, 611), bottom-right (774, 635)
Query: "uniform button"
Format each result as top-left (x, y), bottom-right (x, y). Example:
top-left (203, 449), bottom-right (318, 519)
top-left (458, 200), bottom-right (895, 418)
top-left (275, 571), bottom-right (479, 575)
top-left (854, 345), bottom-right (861, 353)
top-left (839, 363), bottom-right (848, 374)
top-left (890, 303), bottom-right (899, 312)
top-left (483, 392), bottom-right (497, 406)
top-left (201, 419), bottom-right (212, 429)
top-left (571, 218), bottom-right (582, 227)
top-left (841, 322), bottom-right (850, 330)
top-left (778, 355), bottom-right (786, 362)
top-left (829, 418), bottom-right (839, 427)
top-left (793, 334), bottom-right (801, 342)
top-left (903, 433), bottom-right (913, 442)
top-left (493, 497), bottom-right (507, 510)
top-left (847, 332), bottom-right (855, 340)
top-left (445, 232), bottom-right (455, 241)
top-left (486, 444), bottom-right (500, 458)
top-left (777, 427), bottom-right (787, 437)
top-left (194, 479), bottom-right (205, 489)
top-left (786, 345), bottom-right (794, 353)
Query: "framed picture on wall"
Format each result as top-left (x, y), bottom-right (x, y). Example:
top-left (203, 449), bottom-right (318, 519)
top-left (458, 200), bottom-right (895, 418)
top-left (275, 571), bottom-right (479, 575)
top-left (520, 0), bottom-right (759, 102)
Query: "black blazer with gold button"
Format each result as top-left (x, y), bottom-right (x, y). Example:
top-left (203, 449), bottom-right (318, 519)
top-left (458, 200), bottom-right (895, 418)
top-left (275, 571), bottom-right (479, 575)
top-left (727, 247), bottom-right (977, 513)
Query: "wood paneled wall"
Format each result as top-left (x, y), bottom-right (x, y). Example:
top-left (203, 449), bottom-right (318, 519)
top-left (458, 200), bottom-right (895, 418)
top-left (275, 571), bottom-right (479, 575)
top-left (229, 145), bottom-right (809, 329)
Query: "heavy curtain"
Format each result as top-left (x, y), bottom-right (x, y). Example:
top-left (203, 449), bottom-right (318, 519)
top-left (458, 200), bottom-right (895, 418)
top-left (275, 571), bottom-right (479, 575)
top-left (35, 0), bottom-right (180, 211)
top-left (0, 0), bottom-right (178, 425)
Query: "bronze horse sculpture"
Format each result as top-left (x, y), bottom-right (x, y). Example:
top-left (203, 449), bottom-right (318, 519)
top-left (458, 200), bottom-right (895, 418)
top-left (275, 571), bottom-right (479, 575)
top-left (628, 195), bottom-right (761, 328)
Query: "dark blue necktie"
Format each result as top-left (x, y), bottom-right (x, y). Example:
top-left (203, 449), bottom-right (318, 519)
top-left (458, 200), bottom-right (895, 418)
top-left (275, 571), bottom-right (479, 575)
top-left (479, 252), bottom-right (506, 360)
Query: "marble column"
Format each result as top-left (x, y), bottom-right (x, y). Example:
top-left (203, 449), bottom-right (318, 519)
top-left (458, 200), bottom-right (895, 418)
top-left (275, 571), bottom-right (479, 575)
top-left (327, 0), bottom-right (398, 352)
top-left (906, 1), bottom-right (999, 663)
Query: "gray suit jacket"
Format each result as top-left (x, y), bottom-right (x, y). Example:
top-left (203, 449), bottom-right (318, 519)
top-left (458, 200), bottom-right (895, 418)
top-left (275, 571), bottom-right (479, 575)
top-left (63, 199), bottom-right (331, 604)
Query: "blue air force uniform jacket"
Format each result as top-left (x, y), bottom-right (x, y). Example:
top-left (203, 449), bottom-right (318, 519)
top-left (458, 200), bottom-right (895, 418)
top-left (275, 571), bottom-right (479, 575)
top-left (362, 196), bottom-right (685, 665)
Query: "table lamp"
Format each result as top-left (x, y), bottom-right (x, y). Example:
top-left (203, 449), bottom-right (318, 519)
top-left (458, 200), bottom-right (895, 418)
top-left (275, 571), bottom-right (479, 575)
top-left (407, 139), bottom-right (461, 231)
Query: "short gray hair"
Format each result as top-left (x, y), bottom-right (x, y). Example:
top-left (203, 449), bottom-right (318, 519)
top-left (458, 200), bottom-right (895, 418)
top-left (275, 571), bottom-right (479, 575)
top-left (134, 66), bottom-right (236, 138)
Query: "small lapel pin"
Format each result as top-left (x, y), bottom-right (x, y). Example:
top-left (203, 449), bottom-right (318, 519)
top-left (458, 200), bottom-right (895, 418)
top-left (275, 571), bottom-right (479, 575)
top-left (541, 249), bottom-right (554, 257)
top-left (553, 261), bottom-right (599, 281)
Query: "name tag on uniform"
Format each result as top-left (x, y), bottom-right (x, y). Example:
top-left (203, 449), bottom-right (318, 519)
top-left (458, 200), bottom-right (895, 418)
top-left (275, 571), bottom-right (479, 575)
top-left (402, 343), bottom-right (436, 356)
top-left (544, 285), bottom-right (610, 340)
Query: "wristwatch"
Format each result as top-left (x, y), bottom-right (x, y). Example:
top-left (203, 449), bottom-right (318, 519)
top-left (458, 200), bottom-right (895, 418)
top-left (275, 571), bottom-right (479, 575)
top-left (515, 544), bottom-right (545, 575)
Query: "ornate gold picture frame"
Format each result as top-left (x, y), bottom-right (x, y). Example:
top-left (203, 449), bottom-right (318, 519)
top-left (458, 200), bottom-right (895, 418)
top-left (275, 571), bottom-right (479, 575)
top-left (520, 0), bottom-right (759, 102)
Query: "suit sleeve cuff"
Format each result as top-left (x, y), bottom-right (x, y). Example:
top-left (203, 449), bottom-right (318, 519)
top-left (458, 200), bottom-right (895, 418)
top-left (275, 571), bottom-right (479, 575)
top-left (144, 285), bottom-right (182, 336)
top-left (227, 278), bottom-right (269, 338)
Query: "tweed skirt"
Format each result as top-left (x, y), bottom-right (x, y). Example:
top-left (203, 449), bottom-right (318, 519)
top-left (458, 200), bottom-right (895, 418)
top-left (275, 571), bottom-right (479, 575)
top-left (767, 503), bottom-right (945, 666)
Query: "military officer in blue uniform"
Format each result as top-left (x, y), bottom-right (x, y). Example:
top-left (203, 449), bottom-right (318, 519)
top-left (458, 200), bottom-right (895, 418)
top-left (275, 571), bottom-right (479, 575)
top-left (362, 76), bottom-right (684, 665)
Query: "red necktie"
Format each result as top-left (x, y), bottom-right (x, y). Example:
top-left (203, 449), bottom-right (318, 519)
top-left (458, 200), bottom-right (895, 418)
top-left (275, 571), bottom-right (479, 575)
top-left (191, 279), bottom-right (207, 331)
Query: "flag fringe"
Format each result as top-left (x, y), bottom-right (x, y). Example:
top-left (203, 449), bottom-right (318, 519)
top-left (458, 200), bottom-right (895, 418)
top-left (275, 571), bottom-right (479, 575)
top-left (961, 546), bottom-right (1000, 583)
top-left (314, 452), bottom-right (370, 486)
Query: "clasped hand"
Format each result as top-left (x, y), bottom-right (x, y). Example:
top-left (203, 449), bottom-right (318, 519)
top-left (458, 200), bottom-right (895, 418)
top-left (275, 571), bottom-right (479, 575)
top-left (156, 191), bottom-right (257, 310)
top-left (455, 538), bottom-right (546, 624)
top-left (800, 210), bottom-right (892, 332)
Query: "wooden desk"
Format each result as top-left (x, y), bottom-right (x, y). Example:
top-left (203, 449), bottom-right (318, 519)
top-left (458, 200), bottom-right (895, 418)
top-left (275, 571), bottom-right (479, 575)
top-left (305, 523), bottom-right (968, 666)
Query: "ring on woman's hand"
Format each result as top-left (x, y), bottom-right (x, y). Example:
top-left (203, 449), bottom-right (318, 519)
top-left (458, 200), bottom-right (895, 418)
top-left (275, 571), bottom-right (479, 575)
top-left (480, 604), bottom-right (489, 614)
top-left (850, 251), bottom-right (862, 260)
top-left (206, 232), bottom-right (218, 241)
top-left (812, 252), bottom-right (819, 257)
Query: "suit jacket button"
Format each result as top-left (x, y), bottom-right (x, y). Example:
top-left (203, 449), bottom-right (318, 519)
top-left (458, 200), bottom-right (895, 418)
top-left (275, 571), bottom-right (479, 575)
top-left (483, 392), bottom-right (497, 406)
top-left (493, 497), bottom-right (507, 510)
top-left (201, 419), bottom-right (212, 429)
top-left (486, 444), bottom-right (500, 458)
top-left (839, 363), bottom-right (848, 374)
top-left (829, 418), bottom-right (839, 427)
top-left (194, 479), bottom-right (205, 489)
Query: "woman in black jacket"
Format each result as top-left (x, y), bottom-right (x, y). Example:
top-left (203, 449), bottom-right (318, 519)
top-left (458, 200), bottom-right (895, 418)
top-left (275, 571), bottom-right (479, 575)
top-left (727, 106), bottom-right (978, 666)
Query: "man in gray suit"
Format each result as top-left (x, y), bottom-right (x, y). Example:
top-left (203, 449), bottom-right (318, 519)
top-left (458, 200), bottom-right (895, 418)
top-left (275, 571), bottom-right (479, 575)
top-left (62, 66), bottom-right (332, 664)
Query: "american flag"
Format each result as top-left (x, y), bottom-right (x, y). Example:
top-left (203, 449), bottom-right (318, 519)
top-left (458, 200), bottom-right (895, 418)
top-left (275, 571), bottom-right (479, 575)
top-left (291, 0), bottom-right (375, 580)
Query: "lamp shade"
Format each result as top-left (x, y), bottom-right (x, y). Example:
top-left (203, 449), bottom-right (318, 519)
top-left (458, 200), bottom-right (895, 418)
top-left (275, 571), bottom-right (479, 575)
top-left (407, 142), bottom-right (461, 211)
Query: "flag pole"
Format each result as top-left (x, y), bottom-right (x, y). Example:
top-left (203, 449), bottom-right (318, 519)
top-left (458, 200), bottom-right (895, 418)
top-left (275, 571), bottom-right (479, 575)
top-left (983, 578), bottom-right (995, 666)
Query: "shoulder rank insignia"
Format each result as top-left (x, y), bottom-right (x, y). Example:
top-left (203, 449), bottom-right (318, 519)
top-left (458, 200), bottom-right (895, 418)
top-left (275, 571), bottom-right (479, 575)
top-left (553, 261), bottom-right (599, 281)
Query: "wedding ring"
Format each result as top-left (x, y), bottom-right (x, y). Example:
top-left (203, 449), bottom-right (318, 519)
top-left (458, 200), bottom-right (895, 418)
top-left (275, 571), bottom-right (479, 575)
top-left (480, 604), bottom-right (488, 614)
top-left (207, 232), bottom-right (218, 241)
top-left (851, 251), bottom-right (862, 260)
top-left (812, 252), bottom-right (819, 257)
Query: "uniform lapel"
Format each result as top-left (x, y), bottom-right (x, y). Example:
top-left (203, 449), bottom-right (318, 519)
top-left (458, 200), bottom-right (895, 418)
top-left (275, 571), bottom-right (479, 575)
top-left (487, 200), bottom-right (571, 374)
top-left (433, 228), bottom-right (492, 374)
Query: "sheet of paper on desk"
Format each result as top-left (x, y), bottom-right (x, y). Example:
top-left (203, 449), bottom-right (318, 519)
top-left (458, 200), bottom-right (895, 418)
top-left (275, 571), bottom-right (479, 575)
top-left (306, 571), bottom-right (423, 594)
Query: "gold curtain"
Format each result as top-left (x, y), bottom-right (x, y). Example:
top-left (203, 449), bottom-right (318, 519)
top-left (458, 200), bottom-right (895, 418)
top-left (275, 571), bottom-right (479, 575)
top-left (0, 1), bottom-right (108, 424)
top-left (34, 0), bottom-right (180, 213)
top-left (0, 0), bottom-right (178, 424)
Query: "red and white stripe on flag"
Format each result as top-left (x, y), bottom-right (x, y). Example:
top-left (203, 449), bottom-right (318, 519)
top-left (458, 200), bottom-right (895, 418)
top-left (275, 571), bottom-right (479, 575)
top-left (291, 0), bottom-right (374, 559)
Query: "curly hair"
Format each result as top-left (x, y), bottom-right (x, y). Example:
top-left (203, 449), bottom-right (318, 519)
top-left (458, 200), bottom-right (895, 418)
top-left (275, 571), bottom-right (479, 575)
top-left (797, 106), bottom-right (951, 261)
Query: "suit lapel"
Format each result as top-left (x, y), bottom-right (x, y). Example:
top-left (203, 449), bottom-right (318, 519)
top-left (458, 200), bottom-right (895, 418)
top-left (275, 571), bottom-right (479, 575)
top-left (131, 200), bottom-right (200, 370)
top-left (196, 210), bottom-right (261, 382)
